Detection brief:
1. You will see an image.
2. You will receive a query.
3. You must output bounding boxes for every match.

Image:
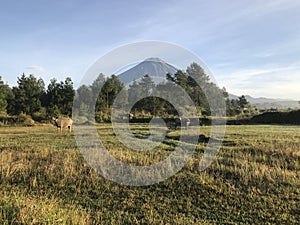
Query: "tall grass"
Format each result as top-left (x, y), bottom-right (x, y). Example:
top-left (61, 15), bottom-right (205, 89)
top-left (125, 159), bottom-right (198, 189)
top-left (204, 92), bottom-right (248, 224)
top-left (0, 124), bottom-right (299, 224)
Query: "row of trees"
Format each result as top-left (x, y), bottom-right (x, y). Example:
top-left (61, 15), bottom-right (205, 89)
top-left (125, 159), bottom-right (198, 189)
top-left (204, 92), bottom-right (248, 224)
top-left (73, 63), bottom-right (252, 121)
top-left (124, 63), bottom-right (226, 117)
top-left (0, 62), bottom-right (252, 123)
top-left (72, 63), bottom-right (229, 121)
top-left (0, 74), bottom-right (75, 120)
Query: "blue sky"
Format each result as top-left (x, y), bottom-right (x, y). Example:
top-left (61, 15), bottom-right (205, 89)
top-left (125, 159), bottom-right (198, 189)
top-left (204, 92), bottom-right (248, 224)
top-left (1, 0), bottom-right (300, 99)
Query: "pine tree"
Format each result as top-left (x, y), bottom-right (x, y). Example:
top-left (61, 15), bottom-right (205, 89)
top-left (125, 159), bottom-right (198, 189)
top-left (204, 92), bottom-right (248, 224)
top-left (12, 74), bottom-right (45, 116)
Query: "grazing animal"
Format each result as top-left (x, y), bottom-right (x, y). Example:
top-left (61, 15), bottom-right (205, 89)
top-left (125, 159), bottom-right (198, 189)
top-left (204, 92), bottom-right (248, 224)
top-left (52, 117), bottom-right (73, 132)
top-left (175, 117), bottom-right (190, 129)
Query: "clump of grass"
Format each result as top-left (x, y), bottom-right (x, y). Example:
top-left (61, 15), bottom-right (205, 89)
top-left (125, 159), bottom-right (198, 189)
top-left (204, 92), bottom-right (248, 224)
top-left (0, 198), bottom-right (20, 225)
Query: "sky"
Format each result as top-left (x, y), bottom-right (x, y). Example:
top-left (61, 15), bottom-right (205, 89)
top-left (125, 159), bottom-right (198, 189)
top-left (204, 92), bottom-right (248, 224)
top-left (0, 0), bottom-right (300, 100)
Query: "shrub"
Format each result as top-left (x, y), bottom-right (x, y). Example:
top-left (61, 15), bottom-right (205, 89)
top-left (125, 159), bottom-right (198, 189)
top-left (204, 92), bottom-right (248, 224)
top-left (32, 107), bottom-right (48, 123)
top-left (17, 113), bottom-right (35, 126)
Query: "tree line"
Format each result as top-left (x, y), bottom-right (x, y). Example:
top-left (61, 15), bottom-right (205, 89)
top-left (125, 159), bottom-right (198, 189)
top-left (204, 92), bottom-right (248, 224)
top-left (0, 74), bottom-right (75, 122)
top-left (0, 62), bottom-right (252, 123)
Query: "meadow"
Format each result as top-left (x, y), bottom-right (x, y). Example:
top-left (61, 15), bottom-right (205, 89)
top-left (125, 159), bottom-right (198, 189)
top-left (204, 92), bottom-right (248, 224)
top-left (0, 124), bottom-right (299, 224)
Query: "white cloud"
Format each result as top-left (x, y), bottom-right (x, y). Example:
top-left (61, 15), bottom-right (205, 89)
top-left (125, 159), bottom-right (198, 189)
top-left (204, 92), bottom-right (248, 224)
top-left (216, 64), bottom-right (300, 99)
top-left (26, 65), bottom-right (46, 73)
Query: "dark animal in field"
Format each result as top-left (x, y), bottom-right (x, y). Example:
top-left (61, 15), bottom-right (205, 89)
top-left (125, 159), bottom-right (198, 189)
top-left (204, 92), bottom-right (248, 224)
top-left (175, 117), bottom-right (190, 129)
top-left (52, 117), bottom-right (73, 132)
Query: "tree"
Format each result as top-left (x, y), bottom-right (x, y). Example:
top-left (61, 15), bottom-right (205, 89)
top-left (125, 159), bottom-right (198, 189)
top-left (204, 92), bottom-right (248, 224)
top-left (11, 74), bottom-right (45, 116)
top-left (166, 63), bottom-right (222, 116)
top-left (155, 81), bottom-right (177, 115)
top-left (187, 75), bottom-right (209, 112)
top-left (101, 75), bottom-right (124, 109)
top-left (186, 62), bottom-right (210, 86)
top-left (139, 74), bottom-right (155, 95)
top-left (45, 78), bottom-right (63, 116)
top-left (91, 74), bottom-right (106, 113)
top-left (238, 95), bottom-right (249, 109)
top-left (222, 87), bottom-right (229, 98)
top-left (0, 76), bottom-right (13, 115)
top-left (0, 91), bottom-right (6, 114)
top-left (167, 70), bottom-right (188, 90)
top-left (61, 77), bottom-right (75, 116)
top-left (128, 80), bottom-right (142, 107)
top-left (80, 74), bottom-right (126, 122)
top-left (226, 99), bottom-right (240, 116)
top-left (127, 75), bottom-right (157, 115)
top-left (75, 84), bottom-right (93, 116)
top-left (45, 77), bottom-right (75, 116)
top-left (225, 96), bottom-right (252, 116)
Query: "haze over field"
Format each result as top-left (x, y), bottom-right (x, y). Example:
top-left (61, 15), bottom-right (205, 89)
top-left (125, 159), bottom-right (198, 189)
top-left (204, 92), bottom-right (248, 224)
top-left (0, 0), bottom-right (300, 100)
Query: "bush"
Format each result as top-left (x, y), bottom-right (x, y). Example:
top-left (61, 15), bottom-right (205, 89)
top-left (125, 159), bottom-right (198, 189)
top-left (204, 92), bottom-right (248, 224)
top-left (32, 107), bottom-right (48, 123)
top-left (17, 113), bottom-right (35, 126)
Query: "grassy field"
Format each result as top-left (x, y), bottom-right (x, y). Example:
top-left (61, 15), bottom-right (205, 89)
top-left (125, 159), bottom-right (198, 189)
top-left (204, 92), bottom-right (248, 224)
top-left (0, 124), bottom-right (299, 224)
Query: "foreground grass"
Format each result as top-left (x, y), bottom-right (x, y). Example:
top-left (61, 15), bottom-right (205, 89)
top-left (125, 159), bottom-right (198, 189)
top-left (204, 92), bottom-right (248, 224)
top-left (0, 124), bottom-right (299, 224)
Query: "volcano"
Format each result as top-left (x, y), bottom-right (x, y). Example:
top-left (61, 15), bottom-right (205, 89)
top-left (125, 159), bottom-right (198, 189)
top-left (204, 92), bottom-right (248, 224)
top-left (117, 57), bottom-right (178, 84)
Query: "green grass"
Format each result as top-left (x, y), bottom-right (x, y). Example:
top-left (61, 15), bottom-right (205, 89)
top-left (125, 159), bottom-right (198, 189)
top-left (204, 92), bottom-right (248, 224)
top-left (0, 124), bottom-right (299, 224)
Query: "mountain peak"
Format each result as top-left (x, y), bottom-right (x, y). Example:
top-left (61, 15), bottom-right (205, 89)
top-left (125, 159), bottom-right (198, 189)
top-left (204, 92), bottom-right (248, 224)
top-left (144, 57), bottom-right (166, 63)
top-left (118, 57), bottom-right (178, 84)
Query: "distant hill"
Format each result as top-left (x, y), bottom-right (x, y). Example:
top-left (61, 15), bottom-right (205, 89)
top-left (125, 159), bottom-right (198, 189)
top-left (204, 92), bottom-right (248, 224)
top-left (118, 57), bottom-right (178, 84)
top-left (229, 94), bottom-right (299, 110)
